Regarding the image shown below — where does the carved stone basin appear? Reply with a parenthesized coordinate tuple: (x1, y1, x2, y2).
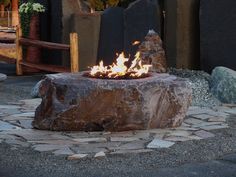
(33, 72, 192, 131)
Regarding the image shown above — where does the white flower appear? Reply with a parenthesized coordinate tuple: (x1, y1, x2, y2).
(32, 3, 45, 12)
(19, 2, 45, 14)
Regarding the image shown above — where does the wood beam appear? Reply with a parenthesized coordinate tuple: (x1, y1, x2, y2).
(12, 0, 19, 27)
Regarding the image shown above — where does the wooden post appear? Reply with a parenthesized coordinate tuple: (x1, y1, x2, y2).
(12, 0, 19, 27)
(16, 26, 23, 75)
(70, 33, 79, 72)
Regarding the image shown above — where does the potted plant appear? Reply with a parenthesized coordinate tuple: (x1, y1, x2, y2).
(19, 0, 45, 73)
(19, 0, 45, 37)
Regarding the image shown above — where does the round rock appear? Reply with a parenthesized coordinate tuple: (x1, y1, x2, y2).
(33, 72, 192, 131)
(0, 73, 7, 82)
(210, 67, 236, 104)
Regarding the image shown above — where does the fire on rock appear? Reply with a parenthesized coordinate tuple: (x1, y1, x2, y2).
(87, 52, 152, 79)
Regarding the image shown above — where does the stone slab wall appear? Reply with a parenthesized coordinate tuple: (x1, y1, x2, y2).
(97, 7, 124, 65)
(97, 0, 201, 69)
(164, 0, 200, 69)
(70, 13, 101, 71)
(176, 0, 200, 69)
(29, 0, 236, 73)
(163, 0, 177, 67)
(97, 0, 162, 64)
(200, 0, 236, 73)
(61, 0, 77, 66)
(33, 0, 202, 70)
(123, 0, 161, 58)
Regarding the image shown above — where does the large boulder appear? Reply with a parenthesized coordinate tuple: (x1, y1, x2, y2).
(210, 67, 236, 104)
(33, 72, 192, 131)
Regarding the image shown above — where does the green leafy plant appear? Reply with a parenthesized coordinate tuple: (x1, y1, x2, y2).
(89, 0, 119, 11)
(0, 0, 11, 6)
(19, 0, 45, 36)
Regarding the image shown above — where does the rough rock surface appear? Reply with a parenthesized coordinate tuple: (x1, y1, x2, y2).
(0, 73, 7, 82)
(210, 67, 236, 104)
(33, 72, 192, 131)
(139, 30, 167, 73)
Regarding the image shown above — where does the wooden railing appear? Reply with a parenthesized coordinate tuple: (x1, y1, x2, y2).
(15, 27, 79, 75)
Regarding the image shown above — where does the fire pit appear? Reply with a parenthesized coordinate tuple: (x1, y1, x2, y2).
(33, 52, 192, 131)
(87, 52, 151, 79)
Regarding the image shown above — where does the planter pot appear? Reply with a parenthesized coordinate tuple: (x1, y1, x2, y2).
(69, 12, 101, 71)
(0, 4, 4, 18)
(25, 14, 41, 73)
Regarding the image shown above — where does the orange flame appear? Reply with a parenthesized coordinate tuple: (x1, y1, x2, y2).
(132, 41, 141, 46)
(89, 52, 151, 79)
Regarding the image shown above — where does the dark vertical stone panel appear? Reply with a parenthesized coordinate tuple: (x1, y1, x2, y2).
(36, 0, 49, 41)
(70, 13, 101, 71)
(124, 0, 161, 58)
(97, 7, 124, 65)
(47, 0, 63, 65)
(176, 0, 200, 69)
(200, 0, 236, 73)
(164, 0, 200, 69)
(164, 0, 177, 67)
(36, 0, 50, 64)
(158, 0, 165, 39)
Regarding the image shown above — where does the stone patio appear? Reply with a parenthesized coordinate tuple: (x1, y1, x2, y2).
(0, 98, 235, 160)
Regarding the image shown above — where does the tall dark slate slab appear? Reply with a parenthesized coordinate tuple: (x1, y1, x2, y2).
(38, 0, 50, 41)
(97, 7, 124, 65)
(47, 0, 63, 65)
(200, 0, 236, 73)
(124, 0, 161, 57)
(36, 0, 50, 64)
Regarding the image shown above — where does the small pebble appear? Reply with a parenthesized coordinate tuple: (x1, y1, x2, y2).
(94, 151, 106, 158)
(68, 154, 88, 160)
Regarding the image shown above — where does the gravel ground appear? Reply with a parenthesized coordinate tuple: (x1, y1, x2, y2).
(168, 68, 221, 107)
(0, 75, 43, 104)
(0, 116, 236, 177)
(0, 69, 236, 177)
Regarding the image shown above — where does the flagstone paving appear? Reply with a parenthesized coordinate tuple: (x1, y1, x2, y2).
(0, 98, 235, 159)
